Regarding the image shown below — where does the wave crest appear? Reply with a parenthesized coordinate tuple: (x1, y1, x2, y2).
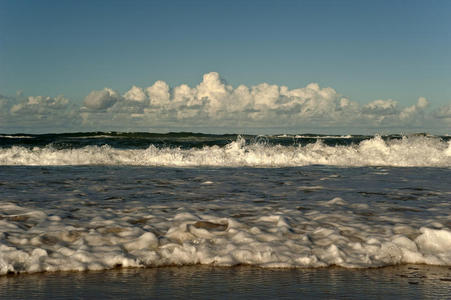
(0, 136, 450, 167)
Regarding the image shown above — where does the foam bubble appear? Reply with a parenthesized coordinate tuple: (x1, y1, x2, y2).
(1, 195, 450, 275)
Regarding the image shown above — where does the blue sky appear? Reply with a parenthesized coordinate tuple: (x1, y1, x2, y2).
(1, 0, 450, 133)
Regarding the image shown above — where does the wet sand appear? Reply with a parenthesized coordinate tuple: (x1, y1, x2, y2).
(1, 264, 450, 299)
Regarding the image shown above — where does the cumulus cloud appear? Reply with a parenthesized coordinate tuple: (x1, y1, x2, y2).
(147, 80, 170, 107)
(77, 73, 450, 133)
(1, 94, 79, 132)
(83, 88, 121, 110)
(399, 97, 429, 120)
(78, 73, 360, 129)
(2, 72, 450, 133)
(363, 99, 398, 115)
(123, 86, 147, 102)
(10, 95, 69, 114)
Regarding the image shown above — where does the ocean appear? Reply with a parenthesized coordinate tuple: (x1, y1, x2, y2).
(1, 132, 450, 298)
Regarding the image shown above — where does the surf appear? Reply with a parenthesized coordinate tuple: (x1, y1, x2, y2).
(0, 135, 450, 167)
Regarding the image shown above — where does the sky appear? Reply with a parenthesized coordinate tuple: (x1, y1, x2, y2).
(0, 0, 450, 134)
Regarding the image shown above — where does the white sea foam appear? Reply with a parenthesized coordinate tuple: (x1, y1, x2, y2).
(0, 136, 450, 167)
(0, 135, 33, 139)
(1, 163, 449, 275)
(0, 196, 450, 275)
(294, 135, 352, 139)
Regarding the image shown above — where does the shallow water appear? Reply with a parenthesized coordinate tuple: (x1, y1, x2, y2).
(1, 131, 450, 296)
(0, 165, 450, 274)
(1, 265, 450, 299)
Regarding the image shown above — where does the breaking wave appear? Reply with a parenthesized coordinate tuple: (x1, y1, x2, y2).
(0, 135, 450, 167)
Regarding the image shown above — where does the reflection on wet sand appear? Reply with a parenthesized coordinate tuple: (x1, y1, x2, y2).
(1, 265, 450, 299)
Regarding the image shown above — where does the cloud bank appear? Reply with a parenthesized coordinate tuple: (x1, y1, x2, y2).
(1, 94, 80, 132)
(1, 72, 450, 133)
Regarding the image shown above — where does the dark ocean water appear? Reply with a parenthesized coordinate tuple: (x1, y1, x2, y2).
(2, 131, 449, 149)
(1, 132, 373, 149)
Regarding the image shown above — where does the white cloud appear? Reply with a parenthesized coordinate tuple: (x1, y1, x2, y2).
(2, 72, 450, 133)
(195, 72, 231, 117)
(399, 97, 429, 120)
(147, 80, 170, 107)
(1, 94, 78, 132)
(10, 95, 69, 114)
(83, 88, 121, 110)
(363, 99, 398, 115)
(73, 73, 451, 132)
(123, 86, 147, 102)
